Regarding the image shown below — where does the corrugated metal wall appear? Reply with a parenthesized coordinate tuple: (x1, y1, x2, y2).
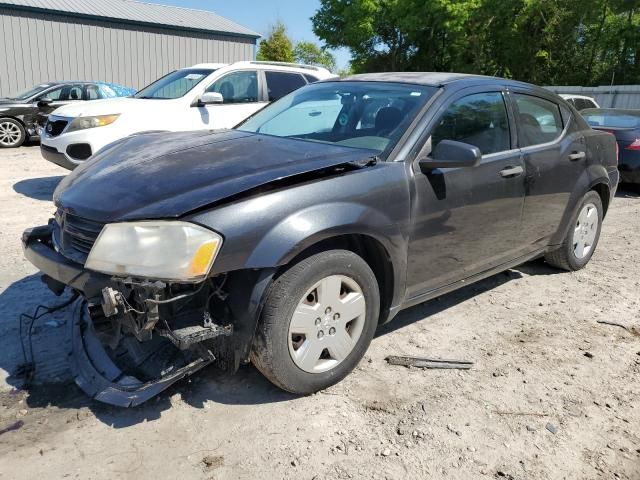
(546, 85, 640, 109)
(0, 7, 256, 97)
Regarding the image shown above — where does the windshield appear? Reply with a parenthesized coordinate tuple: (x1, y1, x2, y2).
(6, 84, 52, 100)
(582, 109, 640, 129)
(238, 81, 437, 156)
(134, 68, 215, 99)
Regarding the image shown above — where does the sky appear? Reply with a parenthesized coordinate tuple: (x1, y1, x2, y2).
(148, 0, 351, 70)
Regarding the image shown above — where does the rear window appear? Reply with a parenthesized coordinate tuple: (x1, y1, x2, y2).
(265, 71, 307, 101)
(582, 110, 640, 128)
(514, 94, 563, 146)
(573, 98, 597, 111)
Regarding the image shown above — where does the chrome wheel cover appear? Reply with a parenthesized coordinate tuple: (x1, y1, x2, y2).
(0, 121, 22, 146)
(288, 275, 366, 373)
(573, 202, 599, 259)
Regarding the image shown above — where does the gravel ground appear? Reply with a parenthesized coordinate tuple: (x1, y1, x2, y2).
(0, 145, 639, 480)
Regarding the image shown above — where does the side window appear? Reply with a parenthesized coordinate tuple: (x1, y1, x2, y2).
(85, 84, 101, 100)
(431, 92, 511, 156)
(68, 85, 83, 101)
(514, 94, 563, 147)
(574, 98, 589, 111)
(206, 71, 258, 104)
(265, 71, 307, 101)
(566, 98, 576, 108)
(40, 86, 65, 101)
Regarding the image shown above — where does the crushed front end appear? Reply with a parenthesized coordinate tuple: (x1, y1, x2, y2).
(22, 212, 269, 407)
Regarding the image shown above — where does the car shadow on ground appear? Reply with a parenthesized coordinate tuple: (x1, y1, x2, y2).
(13, 176, 64, 201)
(1, 259, 562, 428)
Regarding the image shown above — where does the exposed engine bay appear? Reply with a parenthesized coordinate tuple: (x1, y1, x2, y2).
(66, 274, 239, 407)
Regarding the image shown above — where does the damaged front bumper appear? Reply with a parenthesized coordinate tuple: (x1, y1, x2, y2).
(22, 224, 270, 407)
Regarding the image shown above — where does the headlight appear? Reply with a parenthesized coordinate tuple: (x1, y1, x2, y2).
(66, 114, 120, 133)
(85, 221, 223, 282)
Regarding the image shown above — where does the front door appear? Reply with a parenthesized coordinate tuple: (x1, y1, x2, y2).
(195, 70, 267, 129)
(405, 89, 526, 299)
(34, 84, 84, 128)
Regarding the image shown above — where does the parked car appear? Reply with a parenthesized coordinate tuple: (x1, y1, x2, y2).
(40, 61, 336, 170)
(581, 108, 640, 184)
(23, 73, 618, 407)
(0, 82, 135, 148)
(559, 94, 600, 111)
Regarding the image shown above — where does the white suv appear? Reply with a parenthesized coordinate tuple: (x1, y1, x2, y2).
(559, 94, 600, 111)
(40, 61, 336, 170)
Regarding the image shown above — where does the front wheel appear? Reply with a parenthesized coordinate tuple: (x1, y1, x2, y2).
(544, 190, 603, 271)
(0, 118, 26, 148)
(251, 250, 380, 394)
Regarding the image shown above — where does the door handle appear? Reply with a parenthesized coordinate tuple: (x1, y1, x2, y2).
(500, 166, 524, 178)
(568, 151, 586, 161)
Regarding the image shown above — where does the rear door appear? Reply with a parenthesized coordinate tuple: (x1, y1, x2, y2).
(405, 87, 526, 298)
(263, 71, 308, 102)
(510, 91, 586, 248)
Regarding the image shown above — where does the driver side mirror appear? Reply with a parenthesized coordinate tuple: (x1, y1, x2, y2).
(418, 139, 482, 172)
(37, 98, 53, 108)
(198, 92, 224, 106)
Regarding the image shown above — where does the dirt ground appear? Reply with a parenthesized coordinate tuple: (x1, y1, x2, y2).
(0, 145, 639, 480)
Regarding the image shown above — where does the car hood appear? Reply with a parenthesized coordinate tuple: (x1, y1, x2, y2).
(0, 98, 26, 107)
(51, 97, 154, 117)
(54, 129, 377, 222)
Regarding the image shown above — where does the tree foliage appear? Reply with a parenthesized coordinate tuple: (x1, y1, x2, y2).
(294, 41, 337, 71)
(257, 22, 295, 63)
(312, 0, 640, 85)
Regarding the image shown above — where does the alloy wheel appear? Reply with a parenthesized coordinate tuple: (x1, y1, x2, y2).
(0, 121, 22, 147)
(288, 275, 366, 373)
(573, 202, 599, 259)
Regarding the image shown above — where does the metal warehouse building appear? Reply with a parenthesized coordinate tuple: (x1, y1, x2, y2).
(0, 0, 260, 97)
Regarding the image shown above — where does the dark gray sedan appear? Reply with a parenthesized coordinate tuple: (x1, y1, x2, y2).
(22, 73, 618, 406)
(582, 108, 640, 184)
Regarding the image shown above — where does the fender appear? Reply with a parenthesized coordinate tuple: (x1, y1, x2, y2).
(188, 162, 412, 312)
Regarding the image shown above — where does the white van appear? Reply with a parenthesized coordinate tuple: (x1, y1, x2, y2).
(40, 61, 336, 169)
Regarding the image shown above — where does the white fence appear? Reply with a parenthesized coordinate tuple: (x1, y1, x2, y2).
(546, 85, 640, 109)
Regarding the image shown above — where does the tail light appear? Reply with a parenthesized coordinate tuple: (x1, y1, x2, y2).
(626, 139, 640, 151)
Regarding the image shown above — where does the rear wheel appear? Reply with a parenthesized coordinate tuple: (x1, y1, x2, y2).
(0, 118, 26, 148)
(544, 191, 603, 271)
(251, 250, 380, 394)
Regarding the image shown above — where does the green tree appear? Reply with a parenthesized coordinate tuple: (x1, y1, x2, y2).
(294, 41, 337, 71)
(257, 22, 295, 62)
(312, 0, 640, 85)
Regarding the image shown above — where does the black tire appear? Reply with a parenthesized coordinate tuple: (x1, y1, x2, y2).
(544, 190, 603, 271)
(251, 250, 380, 394)
(0, 117, 26, 148)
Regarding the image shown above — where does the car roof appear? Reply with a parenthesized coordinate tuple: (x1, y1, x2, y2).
(337, 72, 535, 88)
(46, 80, 127, 86)
(187, 63, 229, 70)
(559, 94, 597, 100)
